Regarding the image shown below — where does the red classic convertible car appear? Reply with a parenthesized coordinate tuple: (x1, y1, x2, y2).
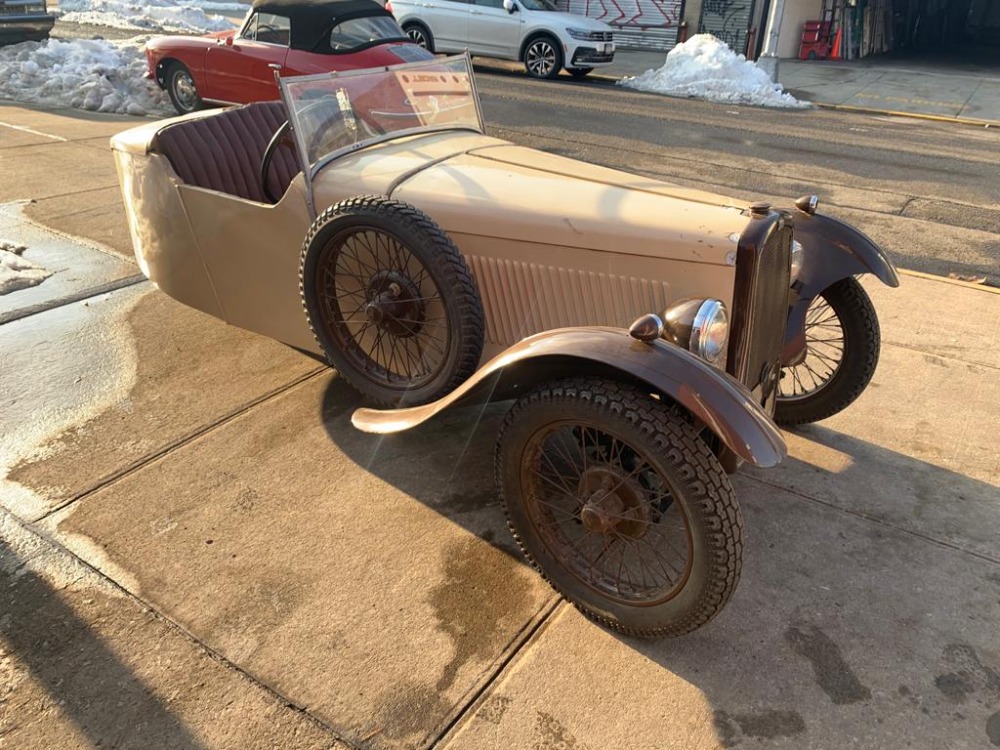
(146, 0, 434, 114)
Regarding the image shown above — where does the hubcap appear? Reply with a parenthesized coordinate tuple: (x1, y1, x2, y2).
(526, 41, 556, 76)
(577, 467, 650, 538)
(174, 72, 198, 110)
(407, 28, 427, 48)
(363, 271, 424, 338)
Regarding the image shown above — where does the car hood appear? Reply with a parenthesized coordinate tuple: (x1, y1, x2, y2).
(311, 133, 749, 266)
(524, 11, 612, 31)
(392, 142, 749, 266)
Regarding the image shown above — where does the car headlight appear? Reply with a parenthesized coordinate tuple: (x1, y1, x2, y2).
(566, 27, 595, 40)
(790, 239, 804, 282)
(691, 300, 729, 366)
(659, 298, 730, 367)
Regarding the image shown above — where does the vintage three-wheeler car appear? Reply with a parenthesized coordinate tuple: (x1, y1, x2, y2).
(110, 55, 898, 637)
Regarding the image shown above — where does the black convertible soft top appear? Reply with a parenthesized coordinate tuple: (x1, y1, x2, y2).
(250, 0, 393, 52)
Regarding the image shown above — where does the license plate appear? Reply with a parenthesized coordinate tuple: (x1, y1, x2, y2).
(600, 43, 614, 54)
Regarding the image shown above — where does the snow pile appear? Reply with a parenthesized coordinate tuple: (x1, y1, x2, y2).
(0, 37, 171, 115)
(58, 0, 241, 34)
(618, 34, 808, 109)
(0, 241, 51, 295)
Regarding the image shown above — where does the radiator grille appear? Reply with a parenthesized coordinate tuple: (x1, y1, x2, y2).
(466, 256, 672, 347)
(727, 220, 791, 407)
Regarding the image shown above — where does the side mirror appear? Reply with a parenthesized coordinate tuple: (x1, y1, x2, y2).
(502, 0, 516, 12)
(225, 35, 234, 47)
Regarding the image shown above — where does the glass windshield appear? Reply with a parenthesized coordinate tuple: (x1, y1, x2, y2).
(329, 16, 407, 51)
(280, 55, 483, 171)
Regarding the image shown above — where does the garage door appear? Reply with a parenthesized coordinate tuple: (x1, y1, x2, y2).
(558, 0, 683, 51)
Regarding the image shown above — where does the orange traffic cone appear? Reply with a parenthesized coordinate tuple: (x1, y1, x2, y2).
(829, 27, 842, 60)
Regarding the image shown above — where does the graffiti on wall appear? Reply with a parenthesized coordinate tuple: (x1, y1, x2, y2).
(698, 0, 752, 52)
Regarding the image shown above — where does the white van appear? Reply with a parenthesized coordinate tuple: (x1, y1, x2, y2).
(385, 0, 615, 79)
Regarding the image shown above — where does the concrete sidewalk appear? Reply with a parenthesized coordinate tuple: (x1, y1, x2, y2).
(1, 104, 999, 749)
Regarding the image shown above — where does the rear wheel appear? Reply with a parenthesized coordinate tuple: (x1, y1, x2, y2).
(300, 196, 484, 407)
(403, 23, 434, 52)
(497, 377, 744, 638)
(776, 277, 880, 425)
(523, 35, 563, 79)
(166, 63, 201, 115)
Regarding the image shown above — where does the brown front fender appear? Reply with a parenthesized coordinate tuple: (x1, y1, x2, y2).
(783, 210, 899, 365)
(352, 327, 787, 468)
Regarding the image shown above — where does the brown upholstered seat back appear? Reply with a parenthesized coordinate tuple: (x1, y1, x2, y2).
(153, 101, 300, 203)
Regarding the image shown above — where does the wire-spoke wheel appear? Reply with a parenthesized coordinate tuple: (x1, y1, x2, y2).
(775, 276, 880, 425)
(166, 64, 201, 115)
(524, 36, 563, 79)
(300, 196, 483, 407)
(497, 378, 743, 638)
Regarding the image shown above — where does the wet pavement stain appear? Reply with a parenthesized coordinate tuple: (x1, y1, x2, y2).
(935, 672, 974, 703)
(364, 678, 452, 747)
(477, 695, 513, 725)
(429, 536, 535, 692)
(534, 711, 589, 750)
(713, 709, 805, 746)
(987, 710, 1000, 746)
(935, 643, 1000, 704)
(785, 624, 872, 705)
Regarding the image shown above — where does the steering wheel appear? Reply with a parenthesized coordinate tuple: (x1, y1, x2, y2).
(260, 120, 293, 204)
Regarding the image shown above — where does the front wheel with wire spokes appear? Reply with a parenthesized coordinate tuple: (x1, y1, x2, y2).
(300, 196, 484, 407)
(496, 378, 744, 638)
(775, 277, 880, 425)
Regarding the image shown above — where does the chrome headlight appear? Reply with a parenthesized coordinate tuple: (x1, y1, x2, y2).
(659, 297, 729, 367)
(691, 300, 729, 366)
(790, 239, 804, 282)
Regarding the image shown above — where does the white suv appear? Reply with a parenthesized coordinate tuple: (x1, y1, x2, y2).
(385, 0, 615, 79)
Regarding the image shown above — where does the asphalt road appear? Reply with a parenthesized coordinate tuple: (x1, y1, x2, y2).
(471, 66, 1000, 285)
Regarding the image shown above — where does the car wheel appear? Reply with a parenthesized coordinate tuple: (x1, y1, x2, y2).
(300, 196, 484, 408)
(497, 377, 744, 638)
(403, 23, 434, 53)
(523, 36, 563, 80)
(567, 67, 593, 78)
(775, 277, 880, 425)
(166, 64, 202, 115)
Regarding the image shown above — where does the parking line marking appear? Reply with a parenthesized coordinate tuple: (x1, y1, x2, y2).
(0, 121, 68, 142)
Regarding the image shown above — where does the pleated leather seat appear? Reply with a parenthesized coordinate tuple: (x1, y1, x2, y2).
(154, 101, 300, 204)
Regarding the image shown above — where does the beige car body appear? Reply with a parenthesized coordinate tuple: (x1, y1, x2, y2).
(112, 121, 751, 365)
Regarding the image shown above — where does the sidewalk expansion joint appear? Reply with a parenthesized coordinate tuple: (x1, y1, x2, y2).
(0, 274, 147, 326)
(1, 506, 358, 749)
(36, 366, 328, 523)
(745, 474, 1000, 567)
(427, 596, 564, 749)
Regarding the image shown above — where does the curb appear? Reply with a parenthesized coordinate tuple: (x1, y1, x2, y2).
(590, 77, 997, 128)
(898, 268, 999, 293)
(812, 102, 997, 128)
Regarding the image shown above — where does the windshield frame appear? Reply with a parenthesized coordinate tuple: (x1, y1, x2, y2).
(279, 53, 485, 217)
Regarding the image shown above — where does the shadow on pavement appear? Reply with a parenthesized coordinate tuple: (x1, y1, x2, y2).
(320, 375, 1000, 747)
(0, 539, 205, 749)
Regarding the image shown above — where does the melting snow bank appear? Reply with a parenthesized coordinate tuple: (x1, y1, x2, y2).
(618, 35, 809, 109)
(0, 37, 171, 116)
(0, 241, 51, 296)
(59, 0, 239, 34)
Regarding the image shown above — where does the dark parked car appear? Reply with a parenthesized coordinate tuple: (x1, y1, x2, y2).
(0, 0, 55, 45)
